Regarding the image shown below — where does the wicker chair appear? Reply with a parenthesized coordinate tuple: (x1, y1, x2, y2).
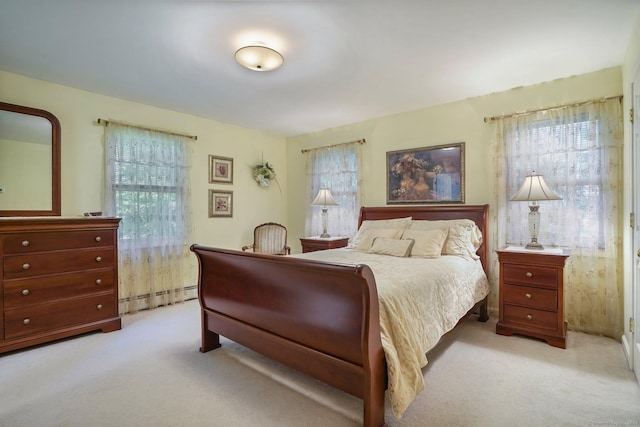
(242, 222, 291, 255)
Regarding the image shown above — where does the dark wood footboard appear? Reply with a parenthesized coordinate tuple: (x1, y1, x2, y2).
(190, 245, 387, 427)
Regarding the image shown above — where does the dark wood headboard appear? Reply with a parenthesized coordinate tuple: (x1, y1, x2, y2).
(358, 204, 490, 273)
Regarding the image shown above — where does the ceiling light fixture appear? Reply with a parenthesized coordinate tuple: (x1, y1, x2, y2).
(235, 45, 283, 71)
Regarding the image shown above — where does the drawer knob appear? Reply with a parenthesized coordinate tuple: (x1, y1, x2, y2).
(21, 240, 30, 247)
(525, 293, 532, 299)
(97, 304, 103, 310)
(95, 236, 102, 242)
(95, 256, 102, 262)
(22, 318, 31, 325)
(526, 272, 533, 278)
(21, 289, 30, 296)
(95, 279, 102, 285)
(526, 314, 533, 321)
(22, 263, 30, 270)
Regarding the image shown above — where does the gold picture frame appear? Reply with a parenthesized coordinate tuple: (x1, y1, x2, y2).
(209, 155, 233, 184)
(208, 190, 233, 217)
(386, 142, 465, 204)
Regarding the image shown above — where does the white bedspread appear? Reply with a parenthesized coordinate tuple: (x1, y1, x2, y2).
(292, 248, 490, 418)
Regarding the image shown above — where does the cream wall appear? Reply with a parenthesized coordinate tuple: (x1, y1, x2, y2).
(286, 67, 622, 311)
(0, 71, 288, 250)
(621, 11, 640, 366)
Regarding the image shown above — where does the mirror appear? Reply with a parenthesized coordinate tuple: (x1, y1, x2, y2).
(0, 102, 61, 216)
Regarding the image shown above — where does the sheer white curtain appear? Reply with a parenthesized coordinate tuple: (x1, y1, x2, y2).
(491, 98, 623, 337)
(305, 143, 362, 238)
(104, 124, 196, 314)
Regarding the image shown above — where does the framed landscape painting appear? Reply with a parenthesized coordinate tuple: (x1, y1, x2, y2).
(209, 155, 233, 184)
(386, 142, 465, 204)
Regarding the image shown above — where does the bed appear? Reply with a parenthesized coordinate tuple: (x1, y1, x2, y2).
(190, 204, 490, 427)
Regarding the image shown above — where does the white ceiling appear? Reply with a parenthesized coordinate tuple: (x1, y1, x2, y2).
(1, 1, 638, 137)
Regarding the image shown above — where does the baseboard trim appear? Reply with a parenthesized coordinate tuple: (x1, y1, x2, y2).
(118, 285, 198, 314)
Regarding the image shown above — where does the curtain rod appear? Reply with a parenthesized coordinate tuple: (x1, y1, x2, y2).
(483, 95, 622, 123)
(96, 118, 198, 140)
(300, 138, 366, 154)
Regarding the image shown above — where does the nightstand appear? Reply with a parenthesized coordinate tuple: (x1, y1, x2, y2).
(496, 246, 570, 348)
(300, 236, 350, 253)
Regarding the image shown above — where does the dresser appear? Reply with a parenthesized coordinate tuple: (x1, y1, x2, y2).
(496, 247, 570, 348)
(0, 217, 121, 353)
(300, 236, 350, 253)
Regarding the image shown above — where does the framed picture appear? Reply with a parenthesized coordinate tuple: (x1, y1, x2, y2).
(209, 190, 233, 217)
(386, 142, 465, 204)
(209, 155, 233, 184)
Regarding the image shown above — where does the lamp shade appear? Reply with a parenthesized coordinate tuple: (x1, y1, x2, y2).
(311, 188, 338, 206)
(235, 45, 283, 71)
(511, 174, 562, 202)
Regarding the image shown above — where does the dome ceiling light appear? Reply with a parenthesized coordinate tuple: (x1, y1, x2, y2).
(235, 45, 284, 71)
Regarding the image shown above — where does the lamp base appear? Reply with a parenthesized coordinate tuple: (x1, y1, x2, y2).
(525, 240, 544, 250)
(319, 232, 331, 238)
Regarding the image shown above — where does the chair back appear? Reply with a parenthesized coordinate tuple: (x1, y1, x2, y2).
(249, 222, 290, 255)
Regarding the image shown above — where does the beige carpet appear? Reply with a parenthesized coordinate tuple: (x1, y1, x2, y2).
(0, 299, 639, 427)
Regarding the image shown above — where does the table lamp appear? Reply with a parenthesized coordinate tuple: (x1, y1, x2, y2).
(311, 187, 339, 238)
(510, 173, 562, 250)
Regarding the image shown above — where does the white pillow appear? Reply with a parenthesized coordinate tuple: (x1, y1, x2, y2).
(352, 228, 404, 251)
(401, 228, 447, 258)
(408, 219, 481, 259)
(348, 216, 412, 249)
(368, 237, 415, 257)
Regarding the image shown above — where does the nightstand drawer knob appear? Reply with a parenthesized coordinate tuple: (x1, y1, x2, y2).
(95, 256, 102, 262)
(526, 314, 533, 321)
(21, 289, 30, 296)
(525, 293, 532, 299)
(95, 236, 102, 242)
(526, 272, 533, 278)
(22, 318, 31, 325)
(22, 240, 29, 247)
(95, 279, 102, 285)
(97, 304, 103, 310)
(22, 263, 30, 270)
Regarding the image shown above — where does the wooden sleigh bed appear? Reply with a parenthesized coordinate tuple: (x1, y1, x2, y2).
(190, 204, 490, 427)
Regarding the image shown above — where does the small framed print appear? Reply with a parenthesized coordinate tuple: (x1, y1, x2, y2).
(209, 155, 233, 184)
(209, 190, 233, 218)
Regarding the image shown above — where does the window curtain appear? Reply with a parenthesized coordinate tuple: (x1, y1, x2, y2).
(305, 143, 362, 238)
(491, 98, 624, 338)
(104, 124, 196, 315)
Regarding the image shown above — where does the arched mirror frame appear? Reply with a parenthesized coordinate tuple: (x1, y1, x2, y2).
(0, 102, 61, 216)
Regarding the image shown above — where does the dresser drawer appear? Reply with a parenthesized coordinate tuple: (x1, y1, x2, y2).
(502, 304, 558, 331)
(4, 269, 114, 308)
(4, 294, 117, 340)
(2, 230, 114, 254)
(3, 248, 114, 279)
(502, 263, 558, 289)
(502, 283, 557, 311)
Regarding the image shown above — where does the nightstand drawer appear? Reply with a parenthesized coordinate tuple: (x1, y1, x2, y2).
(502, 264, 558, 288)
(502, 284, 557, 310)
(502, 304, 558, 331)
(300, 237, 350, 253)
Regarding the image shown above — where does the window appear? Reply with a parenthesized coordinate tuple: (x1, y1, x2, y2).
(104, 125, 192, 249)
(305, 143, 362, 238)
(505, 114, 605, 247)
(104, 123, 195, 314)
